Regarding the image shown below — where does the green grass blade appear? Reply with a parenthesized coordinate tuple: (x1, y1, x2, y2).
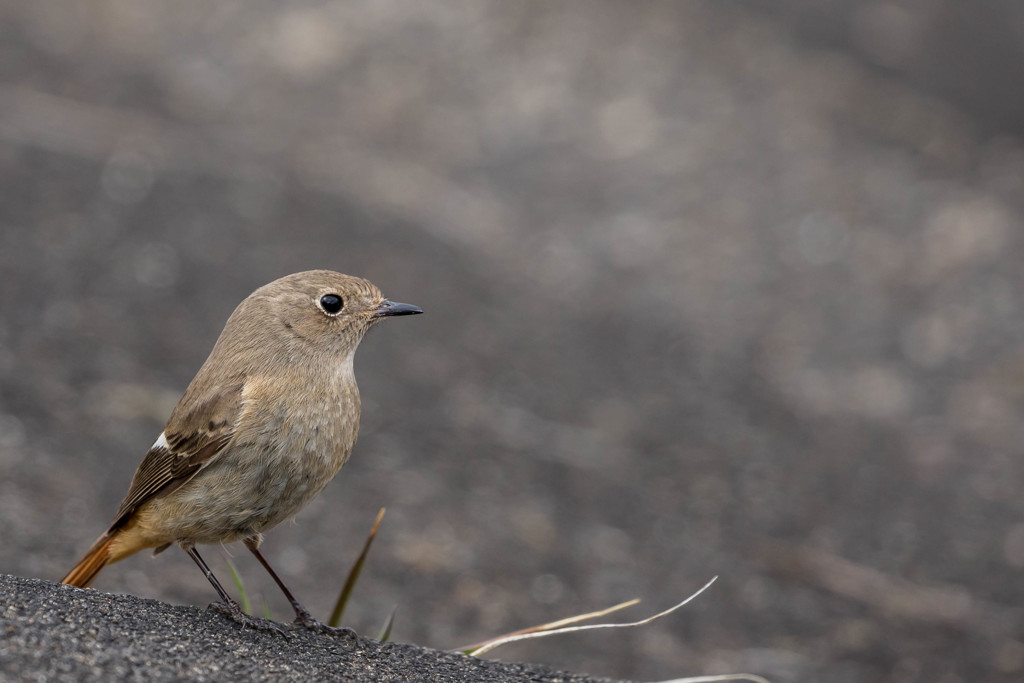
(328, 508, 386, 628)
(377, 605, 398, 642)
(261, 600, 273, 621)
(224, 556, 251, 615)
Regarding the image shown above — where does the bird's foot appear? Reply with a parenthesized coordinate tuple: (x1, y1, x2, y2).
(291, 608, 357, 639)
(209, 600, 287, 636)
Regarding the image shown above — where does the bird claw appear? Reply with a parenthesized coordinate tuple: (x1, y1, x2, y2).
(209, 600, 288, 637)
(292, 609, 357, 639)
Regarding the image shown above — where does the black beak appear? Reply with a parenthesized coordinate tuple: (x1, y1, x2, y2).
(373, 300, 423, 318)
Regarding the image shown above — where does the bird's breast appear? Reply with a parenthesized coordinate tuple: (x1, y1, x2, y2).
(257, 378, 362, 493)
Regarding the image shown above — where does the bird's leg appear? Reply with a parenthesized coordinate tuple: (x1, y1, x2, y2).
(243, 537, 314, 624)
(181, 542, 285, 636)
(243, 536, 355, 638)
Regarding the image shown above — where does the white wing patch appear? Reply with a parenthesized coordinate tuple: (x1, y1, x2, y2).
(152, 432, 169, 450)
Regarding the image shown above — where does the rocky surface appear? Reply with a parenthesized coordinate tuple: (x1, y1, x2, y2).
(0, 574, 618, 683)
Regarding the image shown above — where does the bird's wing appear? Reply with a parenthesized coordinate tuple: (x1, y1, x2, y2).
(110, 380, 246, 529)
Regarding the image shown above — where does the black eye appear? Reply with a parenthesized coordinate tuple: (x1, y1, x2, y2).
(319, 294, 344, 314)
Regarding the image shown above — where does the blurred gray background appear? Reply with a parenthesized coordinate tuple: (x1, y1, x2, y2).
(2, 2, 1023, 681)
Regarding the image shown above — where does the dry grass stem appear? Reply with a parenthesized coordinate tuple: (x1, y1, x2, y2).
(466, 576, 717, 657)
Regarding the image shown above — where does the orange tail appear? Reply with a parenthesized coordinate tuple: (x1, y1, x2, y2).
(61, 532, 118, 588)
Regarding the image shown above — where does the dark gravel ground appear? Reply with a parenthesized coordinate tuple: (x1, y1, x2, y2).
(0, 574, 616, 682)
(1, 2, 1023, 682)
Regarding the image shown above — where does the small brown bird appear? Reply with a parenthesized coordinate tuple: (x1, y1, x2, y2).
(61, 270, 421, 632)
